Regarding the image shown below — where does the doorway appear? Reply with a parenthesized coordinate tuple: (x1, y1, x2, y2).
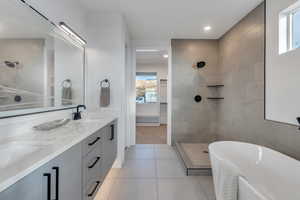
(135, 50, 169, 144)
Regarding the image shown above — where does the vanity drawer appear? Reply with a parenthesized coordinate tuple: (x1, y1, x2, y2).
(84, 179, 102, 200)
(83, 130, 103, 156)
(83, 145, 102, 186)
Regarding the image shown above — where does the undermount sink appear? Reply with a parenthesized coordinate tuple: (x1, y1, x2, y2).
(0, 141, 49, 169)
(209, 141, 300, 200)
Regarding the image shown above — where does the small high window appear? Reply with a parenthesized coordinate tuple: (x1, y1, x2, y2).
(279, 2, 300, 54)
(292, 9, 300, 49)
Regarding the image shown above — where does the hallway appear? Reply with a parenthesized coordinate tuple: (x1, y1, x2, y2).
(95, 144, 215, 200)
(136, 126, 167, 144)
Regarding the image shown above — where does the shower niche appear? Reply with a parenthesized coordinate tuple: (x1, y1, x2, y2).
(0, 0, 85, 118)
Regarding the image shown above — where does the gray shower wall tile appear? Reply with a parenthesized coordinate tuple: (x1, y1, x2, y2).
(171, 39, 219, 144)
(217, 3, 300, 160)
(171, 3, 300, 160)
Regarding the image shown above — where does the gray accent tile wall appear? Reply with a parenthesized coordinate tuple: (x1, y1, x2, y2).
(171, 4, 300, 159)
(218, 3, 300, 159)
(171, 39, 219, 144)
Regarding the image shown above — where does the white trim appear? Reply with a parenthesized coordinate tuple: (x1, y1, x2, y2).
(167, 40, 172, 146)
(132, 40, 171, 146)
(130, 44, 137, 147)
(136, 123, 160, 126)
(279, 2, 300, 54)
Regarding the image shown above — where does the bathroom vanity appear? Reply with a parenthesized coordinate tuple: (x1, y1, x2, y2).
(0, 116, 118, 200)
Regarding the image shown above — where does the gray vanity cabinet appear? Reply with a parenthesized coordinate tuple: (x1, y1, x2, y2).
(0, 120, 118, 200)
(102, 121, 118, 179)
(51, 143, 82, 200)
(82, 128, 104, 200)
(0, 143, 82, 200)
(0, 161, 47, 200)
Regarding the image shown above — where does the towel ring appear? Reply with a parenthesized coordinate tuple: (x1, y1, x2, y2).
(61, 79, 72, 88)
(99, 79, 110, 88)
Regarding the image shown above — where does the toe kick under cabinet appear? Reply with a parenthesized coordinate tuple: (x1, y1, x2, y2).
(0, 120, 118, 200)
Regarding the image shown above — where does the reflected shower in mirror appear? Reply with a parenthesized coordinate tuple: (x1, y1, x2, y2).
(0, 0, 85, 117)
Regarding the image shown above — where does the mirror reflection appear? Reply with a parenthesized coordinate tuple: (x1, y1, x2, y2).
(0, 0, 85, 116)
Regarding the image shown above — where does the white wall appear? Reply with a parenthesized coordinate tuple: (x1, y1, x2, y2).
(25, 0, 87, 38)
(136, 103, 160, 117)
(124, 43, 136, 147)
(266, 0, 300, 125)
(85, 13, 132, 167)
(136, 63, 168, 79)
(54, 38, 84, 106)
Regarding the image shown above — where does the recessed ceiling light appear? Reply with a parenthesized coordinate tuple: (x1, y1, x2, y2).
(204, 26, 212, 31)
(136, 49, 160, 52)
(163, 54, 169, 58)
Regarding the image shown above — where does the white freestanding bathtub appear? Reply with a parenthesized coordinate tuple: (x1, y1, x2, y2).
(209, 141, 300, 200)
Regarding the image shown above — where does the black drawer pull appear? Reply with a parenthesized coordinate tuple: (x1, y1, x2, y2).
(110, 124, 114, 141)
(88, 181, 100, 197)
(88, 157, 101, 169)
(52, 167, 60, 200)
(43, 173, 51, 200)
(88, 137, 100, 146)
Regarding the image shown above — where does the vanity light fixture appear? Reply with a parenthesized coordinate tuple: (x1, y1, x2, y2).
(136, 49, 160, 52)
(204, 26, 212, 31)
(59, 22, 87, 46)
(163, 54, 169, 58)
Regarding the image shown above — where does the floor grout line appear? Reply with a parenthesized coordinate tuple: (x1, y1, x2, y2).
(154, 154, 160, 200)
(102, 144, 215, 200)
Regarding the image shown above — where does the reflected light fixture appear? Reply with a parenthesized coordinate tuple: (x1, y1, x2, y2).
(163, 54, 169, 58)
(204, 26, 212, 31)
(136, 49, 160, 52)
(59, 22, 87, 46)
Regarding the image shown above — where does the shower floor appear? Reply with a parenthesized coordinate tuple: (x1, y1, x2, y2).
(175, 142, 212, 176)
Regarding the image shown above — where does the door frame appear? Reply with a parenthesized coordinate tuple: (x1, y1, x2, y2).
(131, 40, 172, 146)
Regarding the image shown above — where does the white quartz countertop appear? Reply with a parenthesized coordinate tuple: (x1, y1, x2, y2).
(0, 112, 117, 193)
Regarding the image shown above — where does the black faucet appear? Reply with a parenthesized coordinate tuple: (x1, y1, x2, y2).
(73, 105, 86, 120)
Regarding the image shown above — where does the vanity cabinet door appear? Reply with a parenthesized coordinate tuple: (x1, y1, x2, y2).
(102, 121, 118, 179)
(0, 144, 82, 200)
(0, 162, 49, 200)
(51, 143, 82, 200)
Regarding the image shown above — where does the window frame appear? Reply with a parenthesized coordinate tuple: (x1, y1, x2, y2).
(136, 72, 158, 104)
(279, 5, 300, 54)
(291, 8, 300, 49)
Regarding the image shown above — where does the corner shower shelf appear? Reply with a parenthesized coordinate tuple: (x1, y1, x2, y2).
(207, 97, 224, 100)
(207, 84, 224, 88)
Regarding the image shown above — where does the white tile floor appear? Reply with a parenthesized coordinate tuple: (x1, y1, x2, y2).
(95, 144, 216, 200)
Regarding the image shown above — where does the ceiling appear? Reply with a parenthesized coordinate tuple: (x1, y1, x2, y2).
(0, 0, 53, 39)
(136, 50, 168, 65)
(79, 0, 263, 41)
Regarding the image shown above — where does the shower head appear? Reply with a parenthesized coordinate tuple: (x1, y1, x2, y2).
(192, 61, 206, 69)
(4, 61, 19, 68)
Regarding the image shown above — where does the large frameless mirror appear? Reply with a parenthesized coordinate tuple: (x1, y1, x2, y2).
(0, 0, 86, 118)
